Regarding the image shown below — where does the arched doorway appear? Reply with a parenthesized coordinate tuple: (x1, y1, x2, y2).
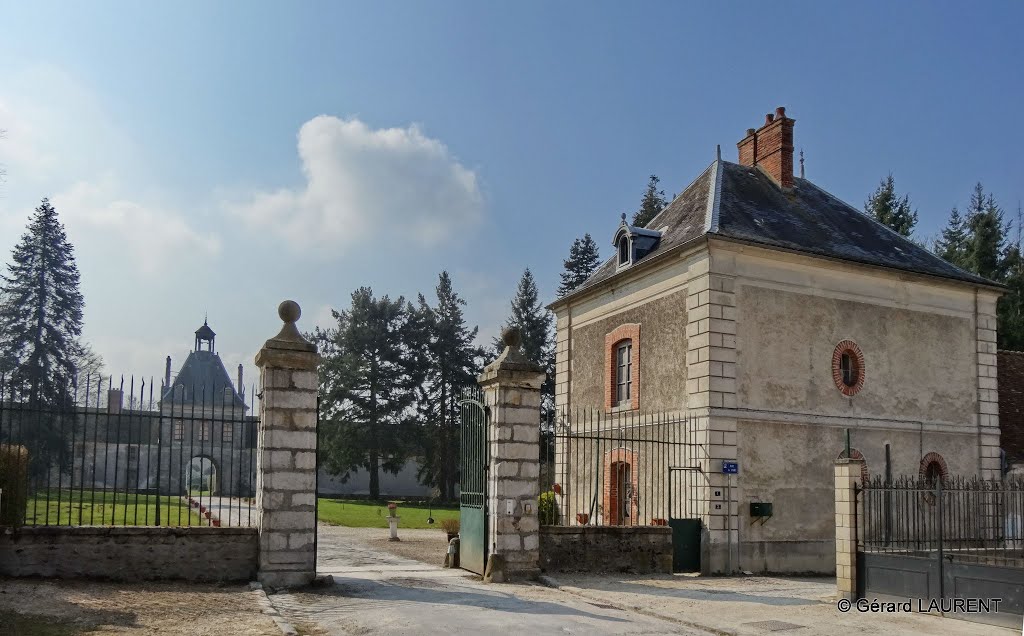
(187, 456, 218, 495)
(603, 448, 638, 525)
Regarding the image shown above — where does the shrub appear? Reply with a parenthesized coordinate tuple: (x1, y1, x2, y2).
(0, 444, 29, 527)
(439, 518, 460, 535)
(539, 490, 560, 525)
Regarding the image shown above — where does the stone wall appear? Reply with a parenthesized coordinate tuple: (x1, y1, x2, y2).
(0, 526, 257, 581)
(539, 526, 672, 574)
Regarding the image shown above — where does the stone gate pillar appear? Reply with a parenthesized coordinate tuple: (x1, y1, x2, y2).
(478, 327, 546, 582)
(255, 300, 319, 588)
(834, 458, 864, 601)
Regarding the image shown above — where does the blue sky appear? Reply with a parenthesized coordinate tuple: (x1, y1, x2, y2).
(0, 1, 1022, 387)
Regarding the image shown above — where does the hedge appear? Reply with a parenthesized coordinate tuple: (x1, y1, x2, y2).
(0, 444, 29, 527)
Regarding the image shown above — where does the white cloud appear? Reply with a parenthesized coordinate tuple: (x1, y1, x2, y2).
(53, 177, 221, 275)
(227, 116, 484, 253)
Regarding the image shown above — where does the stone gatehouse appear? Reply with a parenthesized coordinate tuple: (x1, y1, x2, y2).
(549, 106, 1002, 574)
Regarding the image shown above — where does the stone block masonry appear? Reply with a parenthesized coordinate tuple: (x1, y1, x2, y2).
(479, 327, 546, 582)
(255, 300, 319, 589)
(0, 526, 257, 581)
(833, 458, 864, 601)
(539, 526, 673, 574)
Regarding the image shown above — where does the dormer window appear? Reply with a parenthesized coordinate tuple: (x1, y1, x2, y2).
(618, 236, 631, 267)
(612, 214, 661, 272)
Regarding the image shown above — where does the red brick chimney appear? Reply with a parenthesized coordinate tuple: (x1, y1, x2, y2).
(736, 106, 796, 189)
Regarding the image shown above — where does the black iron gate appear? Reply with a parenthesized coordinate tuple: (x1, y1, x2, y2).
(857, 475, 1024, 629)
(459, 386, 488, 575)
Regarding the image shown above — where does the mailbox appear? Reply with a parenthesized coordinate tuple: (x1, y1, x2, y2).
(750, 502, 773, 518)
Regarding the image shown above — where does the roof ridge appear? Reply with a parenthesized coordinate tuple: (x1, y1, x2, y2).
(703, 160, 723, 234)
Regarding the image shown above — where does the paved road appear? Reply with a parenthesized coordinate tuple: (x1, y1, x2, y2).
(269, 525, 709, 635)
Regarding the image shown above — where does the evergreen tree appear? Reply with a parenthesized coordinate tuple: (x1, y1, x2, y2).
(313, 288, 424, 500)
(965, 183, 1009, 281)
(493, 269, 555, 421)
(0, 199, 85, 474)
(557, 233, 601, 297)
(415, 272, 482, 502)
(864, 174, 918, 237)
(1000, 243, 1024, 351)
(631, 175, 667, 228)
(935, 207, 970, 269)
(0, 199, 85, 400)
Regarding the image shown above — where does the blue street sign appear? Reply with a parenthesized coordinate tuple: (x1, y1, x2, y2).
(722, 461, 739, 474)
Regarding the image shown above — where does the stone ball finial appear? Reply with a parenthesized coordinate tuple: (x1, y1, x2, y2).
(501, 326, 522, 349)
(278, 300, 301, 324)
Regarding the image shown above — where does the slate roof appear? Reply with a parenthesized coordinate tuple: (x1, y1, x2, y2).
(553, 160, 997, 305)
(161, 350, 246, 409)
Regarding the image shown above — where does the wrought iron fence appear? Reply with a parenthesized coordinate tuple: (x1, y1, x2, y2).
(0, 373, 258, 528)
(541, 408, 707, 527)
(860, 474, 1024, 567)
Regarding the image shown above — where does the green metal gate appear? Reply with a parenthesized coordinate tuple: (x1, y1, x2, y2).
(459, 386, 489, 575)
(668, 466, 703, 572)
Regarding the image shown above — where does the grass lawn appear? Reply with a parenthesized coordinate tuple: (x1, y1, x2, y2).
(317, 498, 459, 530)
(24, 489, 205, 526)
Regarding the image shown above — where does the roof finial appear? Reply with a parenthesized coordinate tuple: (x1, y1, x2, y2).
(621, 212, 627, 222)
(799, 148, 805, 179)
(716, 144, 721, 161)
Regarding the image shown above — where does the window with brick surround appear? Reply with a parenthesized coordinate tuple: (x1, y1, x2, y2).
(605, 324, 640, 410)
(919, 451, 949, 504)
(173, 420, 183, 441)
(831, 340, 865, 397)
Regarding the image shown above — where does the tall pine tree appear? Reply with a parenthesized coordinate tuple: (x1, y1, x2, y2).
(0, 198, 85, 475)
(935, 207, 970, 269)
(0, 198, 85, 402)
(864, 174, 918, 237)
(966, 183, 1009, 282)
(933, 183, 1024, 349)
(415, 272, 482, 501)
(631, 175, 667, 228)
(557, 233, 601, 297)
(494, 269, 555, 420)
(313, 288, 424, 500)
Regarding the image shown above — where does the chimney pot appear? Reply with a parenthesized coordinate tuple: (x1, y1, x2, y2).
(765, 113, 775, 125)
(746, 128, 756, 136)
(775, 106, 786, 118)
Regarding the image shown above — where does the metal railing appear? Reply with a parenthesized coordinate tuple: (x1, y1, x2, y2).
(541, 408, 707, 527)
(860, 474, 1024, 567)
(0, 373, 257, 528)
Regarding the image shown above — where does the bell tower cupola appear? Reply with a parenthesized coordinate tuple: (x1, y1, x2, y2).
(194, 316, 216, 353)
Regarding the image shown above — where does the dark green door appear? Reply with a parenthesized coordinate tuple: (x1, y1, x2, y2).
(459, 387, 488, 575)
(670, 519, 702, 572)
(668, 467, 702, 572)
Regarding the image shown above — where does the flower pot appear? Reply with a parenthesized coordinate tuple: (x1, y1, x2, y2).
(446, 532, 458, 543)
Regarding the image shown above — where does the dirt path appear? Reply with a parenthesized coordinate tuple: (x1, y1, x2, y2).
(0, 578, 282, 635)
